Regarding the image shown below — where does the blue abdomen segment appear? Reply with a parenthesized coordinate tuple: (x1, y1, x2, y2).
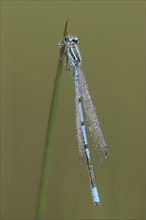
(82, 125, 88, 146)
(91, 186, 100, 207)
(85, 148, 91, 161)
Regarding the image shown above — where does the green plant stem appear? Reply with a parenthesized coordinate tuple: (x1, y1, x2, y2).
(35, 58, 63, 219)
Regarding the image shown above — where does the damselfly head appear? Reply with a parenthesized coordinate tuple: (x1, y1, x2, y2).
(64, 36, 79, 46)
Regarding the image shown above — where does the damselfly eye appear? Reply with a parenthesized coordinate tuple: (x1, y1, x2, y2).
(73, 39, 77, 43)
(72, 38, 79, 43)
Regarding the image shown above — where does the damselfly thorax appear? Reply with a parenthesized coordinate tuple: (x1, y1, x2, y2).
(58, 35, 82, 75)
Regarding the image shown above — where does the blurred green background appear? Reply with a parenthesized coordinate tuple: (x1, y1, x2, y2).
(1, 1, 145, 219)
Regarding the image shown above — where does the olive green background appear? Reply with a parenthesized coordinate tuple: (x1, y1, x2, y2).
(1, 1, 145, 219)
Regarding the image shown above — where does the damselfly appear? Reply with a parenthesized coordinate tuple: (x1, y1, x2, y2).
(58, 35, 108, 207)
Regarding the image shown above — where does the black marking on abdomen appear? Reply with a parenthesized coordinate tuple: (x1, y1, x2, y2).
(81, 121, 84, 126)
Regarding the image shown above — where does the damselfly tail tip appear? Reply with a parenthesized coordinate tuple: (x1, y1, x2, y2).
(94, 202, 100, 207)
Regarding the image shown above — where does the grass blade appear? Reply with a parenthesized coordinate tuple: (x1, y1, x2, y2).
(35, 18, 69, 220)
